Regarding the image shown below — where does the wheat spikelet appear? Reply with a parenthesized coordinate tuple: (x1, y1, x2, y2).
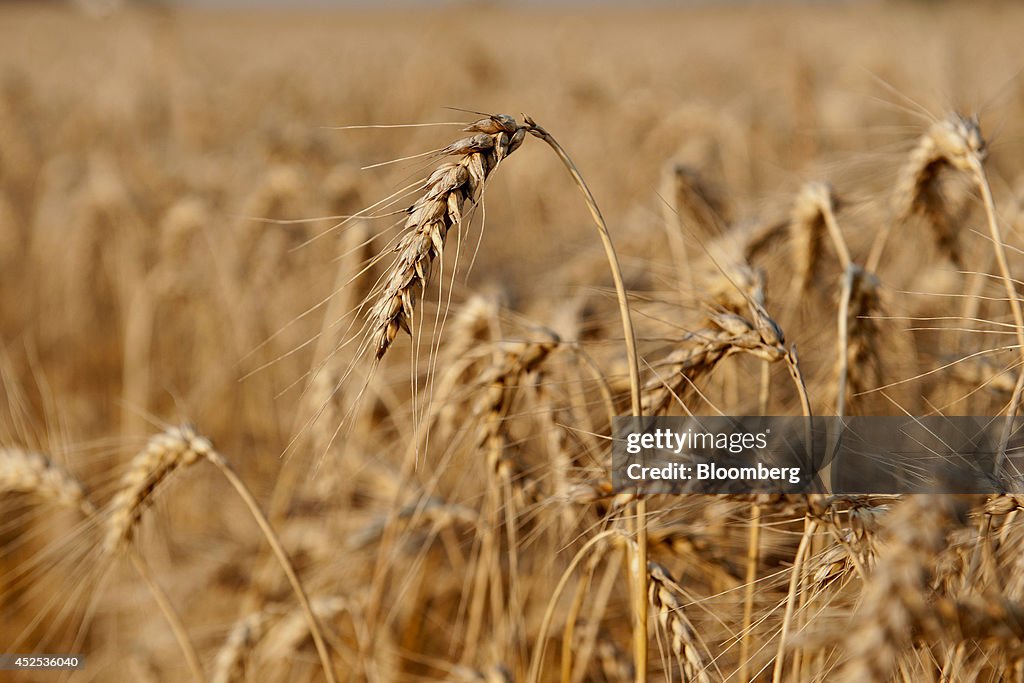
(104, 425, 212, 552)
(809, 540, 854, 588)
(0, 448, 92, 513)
(984, 494, 1024, 516)
(369, 115, 526, 360)
(704, 261, 766, 314)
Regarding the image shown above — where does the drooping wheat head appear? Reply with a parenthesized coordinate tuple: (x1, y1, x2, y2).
(104, 425, 212, 552)
(892, 113, 985, 267)
(369, 115, 526, 360)
(0, 448, 92, 514)
(643, 303, 785, 415)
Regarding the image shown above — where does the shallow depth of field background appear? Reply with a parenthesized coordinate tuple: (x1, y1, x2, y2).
(3, 1, 1024, 681)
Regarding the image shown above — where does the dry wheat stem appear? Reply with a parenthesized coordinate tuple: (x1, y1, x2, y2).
(128, 551, 208, 683)
(970, 155, 1024, 474)
(522, 115, 648, 682)
(771, 516, 816, 683)
(204, 450, 337, 683)
(527, 530, 620, 683)
(560, 553, 601, 683)
(739, 502, 761, 683)
(835, 265, 859, 418)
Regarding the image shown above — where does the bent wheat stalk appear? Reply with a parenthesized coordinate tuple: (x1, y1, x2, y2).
(105, 426, 337, 683)
(369, 113, 647, 680)
(1, 446, 205, 683)
(521, 116, 647, 682)
(967, 150, 1024, 474)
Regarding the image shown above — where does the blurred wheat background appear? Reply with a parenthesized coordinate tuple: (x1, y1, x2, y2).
(3, 1, 1024, 681)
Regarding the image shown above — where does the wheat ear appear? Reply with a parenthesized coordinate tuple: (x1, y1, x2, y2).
(369, 115, 526, 360)
(838, 496, 967, 682)
(105, 425, 210, 551)
(647, 560, 711, 682)
(0, 448, 92, 514)
(868, 113, 984, 271)
(643, 307, 786, 415)
(369, 113, 647, 681)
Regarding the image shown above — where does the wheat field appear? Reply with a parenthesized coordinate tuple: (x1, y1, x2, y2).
(4, 1, 1024, 681)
